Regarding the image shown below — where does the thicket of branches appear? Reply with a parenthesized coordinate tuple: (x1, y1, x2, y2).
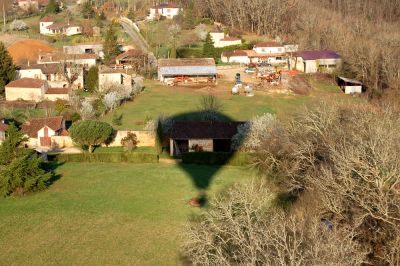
(183, 102, 400, 265)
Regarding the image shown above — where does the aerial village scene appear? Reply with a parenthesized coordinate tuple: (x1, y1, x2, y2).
(0, 0, 399, 265)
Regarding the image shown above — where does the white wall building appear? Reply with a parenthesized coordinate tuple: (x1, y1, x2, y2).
(98, 68, 134, 91)
(292, 50, 342, 73)
(39, 16, 82, 36)
(221, 50, 250, 64)
(210, 29, 242, 48)
(148, 3, 180, 20)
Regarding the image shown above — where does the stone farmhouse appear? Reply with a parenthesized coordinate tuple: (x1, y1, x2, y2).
(98, 67, 134, 91)
(22, 116, 69, 147)
(17, 63, 84, 90)
(5, 78, 69, 102)
(210, 28, 242, 48)
(39, 16, 82, 36)
(148, 3, 181, 20)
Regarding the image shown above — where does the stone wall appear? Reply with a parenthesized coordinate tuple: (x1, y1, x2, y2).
(106, 130, 155, 147)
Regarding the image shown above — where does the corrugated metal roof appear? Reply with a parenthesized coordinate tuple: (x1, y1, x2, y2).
(159, 66, 217, 76)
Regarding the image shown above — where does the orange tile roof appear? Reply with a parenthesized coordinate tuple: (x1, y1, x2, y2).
(6, 78, 46, 88)
(22, 116, 64, 138)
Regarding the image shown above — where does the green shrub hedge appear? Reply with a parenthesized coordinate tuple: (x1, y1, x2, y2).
(181, 152, 252, 166)
(49, 153, 159, 164)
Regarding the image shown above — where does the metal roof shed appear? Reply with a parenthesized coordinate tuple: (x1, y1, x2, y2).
(158, 58, 217, 81)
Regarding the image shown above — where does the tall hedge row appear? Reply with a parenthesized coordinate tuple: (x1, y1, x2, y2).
(49, 153, 159, 164)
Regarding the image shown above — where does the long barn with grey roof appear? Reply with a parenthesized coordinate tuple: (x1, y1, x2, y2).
(157, 58, 217, 83)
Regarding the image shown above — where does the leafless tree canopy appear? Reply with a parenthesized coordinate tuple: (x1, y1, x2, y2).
(183, 102, 400, 265)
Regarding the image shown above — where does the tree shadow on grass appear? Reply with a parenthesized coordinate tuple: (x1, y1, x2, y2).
(42, 160, 65, 187)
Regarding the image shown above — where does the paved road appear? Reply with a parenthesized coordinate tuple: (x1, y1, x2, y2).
(119, 17, 157, 67)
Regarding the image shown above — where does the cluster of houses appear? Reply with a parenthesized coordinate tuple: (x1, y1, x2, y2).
(221, 41, 342, 74)
(4, 42, 142, 102)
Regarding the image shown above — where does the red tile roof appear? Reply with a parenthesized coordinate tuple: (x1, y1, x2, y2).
(40, 16, 53, 23)
(222, 50, 248, 57)
(115, 49, 143, 61)
(5, 78, 46, 88)
(255, 41, 283, 48)
(22, 116, 64, 138)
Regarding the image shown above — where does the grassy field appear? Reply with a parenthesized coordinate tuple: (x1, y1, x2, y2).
(101, 76, 358, 130)
(0, 162, 252, 265)
(102, 80, 318, 130)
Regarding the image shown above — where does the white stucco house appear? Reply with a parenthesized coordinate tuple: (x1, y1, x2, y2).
(39, 16, 82, 36)
(210, 28, 242, 48)
(148, 3, 181, 20)
(292, 50, 342, 73)
(221, 50, 250, 64)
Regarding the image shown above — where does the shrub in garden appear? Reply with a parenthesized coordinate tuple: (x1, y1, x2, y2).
(121, 132, 138, 152)
(69, 120, 114, 153)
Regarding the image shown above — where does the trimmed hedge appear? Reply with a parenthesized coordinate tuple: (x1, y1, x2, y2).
(49, 153, 159, 164)
(181, 152, 252, 166)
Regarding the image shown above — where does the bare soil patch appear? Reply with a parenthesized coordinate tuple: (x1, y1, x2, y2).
(7, 39, 57, 65)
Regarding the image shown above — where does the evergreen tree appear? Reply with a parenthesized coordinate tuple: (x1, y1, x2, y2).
(0, 124, 27, 166)
(85, 66, 99, 92)
(45, 0, 60, 14)
(103, 23, 120, 64)
(202, 33, 216, 58)
(0, 42, 16, 96)
(82, 1, 95, 19)
(0, 124, 51, 197)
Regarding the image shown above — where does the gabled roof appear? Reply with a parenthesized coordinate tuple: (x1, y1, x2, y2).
(40, 16, 53, 23)
(115, 49, 143, 61)
(171, 121, 244, 139)
(19, 63, 60, 75)
(5, 78, 46, 88)
(22, 116, 64, 138)
(255, 41, 283, 48)
(296, 50, 340, 60)
(47, 22, 81, 30)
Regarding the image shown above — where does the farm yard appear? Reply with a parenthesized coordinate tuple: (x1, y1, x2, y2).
(0, 162, 252, 265)
(102, 75, 349, 130)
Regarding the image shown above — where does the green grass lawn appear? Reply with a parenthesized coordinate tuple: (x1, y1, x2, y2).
(0, 162, 252, 265)
(102, 80, 312, 130)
